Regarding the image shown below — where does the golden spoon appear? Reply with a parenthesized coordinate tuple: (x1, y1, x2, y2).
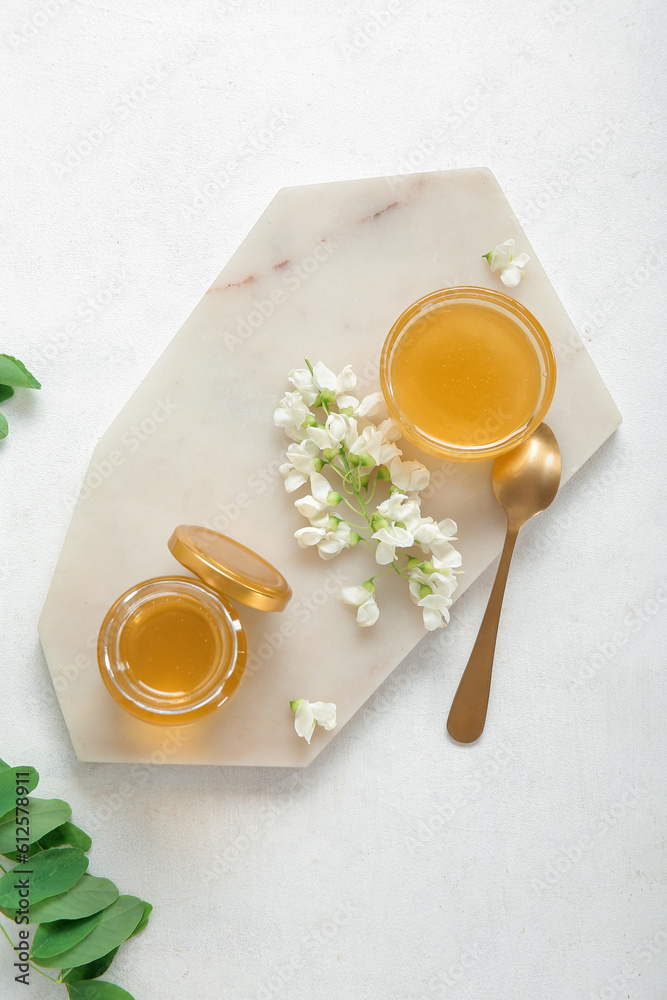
(447, 423, 562, 744)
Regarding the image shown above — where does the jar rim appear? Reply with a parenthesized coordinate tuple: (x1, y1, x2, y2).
(380, 285, 557, 462)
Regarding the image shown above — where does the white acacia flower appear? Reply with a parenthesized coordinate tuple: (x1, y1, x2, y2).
(423, 518, 461, 564)
(372, 522, 414, 564)
(295, 514, 351, 560)
(290, 699, 337, 744)
(398, 503, 441, 546)
(417, 592, 453, 631)
(483, 239, 530, 287)
(389, 456, 430, 493)
(294, 473, 340, 521)
(289, 362, 356, 406)
(280, 439, 322, 493)
(374, 496, 438, 551)
(408, 554, 459, 601)
(348, 419, 401, 467)
(307, 411, 352, 452)
(273, 391, 312, 442)
(340, 583, 380, 627)
(376, 491, 409, 520)
(336, 391, 384, 418)
(409, 575, 457, 610)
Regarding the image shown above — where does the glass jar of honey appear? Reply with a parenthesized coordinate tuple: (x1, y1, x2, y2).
(380, 286, 556, 461)
(97, 526, 291, 725)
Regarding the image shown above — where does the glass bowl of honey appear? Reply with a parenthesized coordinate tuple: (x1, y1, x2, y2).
(380, 286, 556, 462)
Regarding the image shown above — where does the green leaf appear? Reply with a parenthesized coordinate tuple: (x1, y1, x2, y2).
(0, 798, 72, 853)
(0, 355, 41, 389)
(0, 847, 88, 911)
(66, 982, 135, 1000)
(0, 766, 39, 821)
(0, 385, 13, 403)
(61, 946, 119, 984)
(33, 895, 145, 968)
(38, 821, 92, 853)
(0, 413, 7, 439)
(22, 874, 118, 923)
(31, 908, 105, 960)
(127, 900, 151, 939)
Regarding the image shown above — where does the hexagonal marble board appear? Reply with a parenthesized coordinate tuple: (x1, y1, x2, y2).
(39, 168, 621, 766)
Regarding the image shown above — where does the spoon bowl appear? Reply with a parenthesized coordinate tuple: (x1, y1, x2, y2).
(447, 422, 562, 744)
(492, 423, 562, 527)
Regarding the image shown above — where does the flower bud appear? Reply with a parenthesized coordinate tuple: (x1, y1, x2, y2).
(320, 388, 336, 405)
(339, 406, 354, 417)
(395, 521, 407, 529)
(371, 514, 389, 531)
(362, 580, 376, 594)
(377, 465, 391, 481)
(349, 531, 361, 547)
(349, 453, 362, 467)
(420, 561, 435, 574)
(290, 699, 305, 713)
(322, 447, 339, 462)
(359, 475, 370, 489)
(312, 457, 324, 472)
(360, 452, 375, 467)
(406, 556, 421, 570)
(303, 414, 318, 427)
(327, 491, 342, 507)
(419, 584, 432, 599)
(328, 515, 341, 530)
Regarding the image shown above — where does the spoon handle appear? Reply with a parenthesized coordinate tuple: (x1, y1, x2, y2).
(447, 521, 519, 743)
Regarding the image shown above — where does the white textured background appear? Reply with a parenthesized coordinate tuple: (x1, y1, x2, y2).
(1, 1, 666, 998)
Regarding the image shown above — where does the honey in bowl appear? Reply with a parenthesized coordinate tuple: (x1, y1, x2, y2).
(117, 593, 224, 699)
(381, 286, 556, 461)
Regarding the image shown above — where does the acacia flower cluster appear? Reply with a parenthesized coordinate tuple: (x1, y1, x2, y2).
(274, 361, 462, 630)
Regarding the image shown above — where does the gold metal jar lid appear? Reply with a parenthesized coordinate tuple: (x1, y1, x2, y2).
(168, 525, 292, 613)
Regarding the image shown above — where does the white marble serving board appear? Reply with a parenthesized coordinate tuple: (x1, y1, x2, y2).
(38, 168, 621, 766)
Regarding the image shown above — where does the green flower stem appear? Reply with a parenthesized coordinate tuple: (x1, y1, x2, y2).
(364, 471, 380, 505)
(390, 554, 417, 580)
(326, 458, 370, 515)
(340, 450, 372, 523)
(319, 397, 372, 519)
(0, 918, 58, 982)
(314, 390, 384, 551)
(339, 476, 359, 497)
(368, 568, 394, 582)
(338, 496, 367, 524)
(323, 462, 367, 525)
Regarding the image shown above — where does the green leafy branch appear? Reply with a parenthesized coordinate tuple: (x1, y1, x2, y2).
(0, 355, 41, 439)
(0, 757, 150, 999)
